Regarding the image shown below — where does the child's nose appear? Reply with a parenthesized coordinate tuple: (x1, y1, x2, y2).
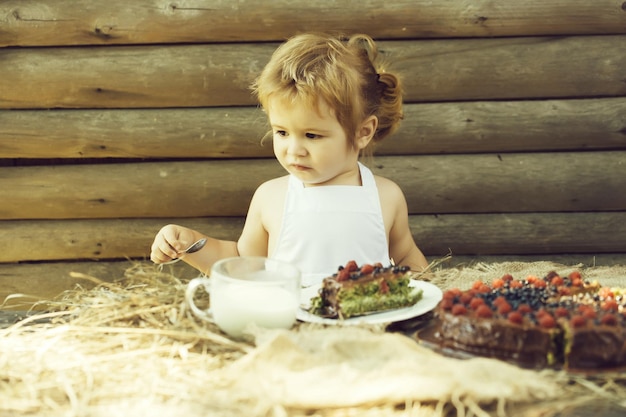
(287, 136, 307, 156)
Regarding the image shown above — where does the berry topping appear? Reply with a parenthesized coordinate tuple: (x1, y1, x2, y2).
(570, 315, 586, 328)
(554, 307, 570, 318)
(491, 278, 505, 288)
(475, 305, 493, 318)
(568, 271, 582, 281)
(451, 304, 468, 316)
(345, 260, 358, 272)
(440, 298, 454, 310)
(497, 302, 513, 315)
(379, 279, 389, 294)
(360, 264, 374, 275)
(469, 297, 485, 310)
(600, 314, 618, 326)
(550, 276, 564, 286)
(601, 300, 619, 312)
(539, 314, 556, 329)
(508, 311, 523, 324)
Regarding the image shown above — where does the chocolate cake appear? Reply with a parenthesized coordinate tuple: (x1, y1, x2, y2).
(309, 261, 423, 319)
(428, 271, 626, 370)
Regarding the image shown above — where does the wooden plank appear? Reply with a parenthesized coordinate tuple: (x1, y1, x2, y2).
(1, 211, 625, 263)
(0, 217, 243, 263)
(1, 0, 625, 47)
(2, 98, 625, 158)
(1, 152, 625, 220)
(2, 36, 625, 109)
(412, 212, 626, 256)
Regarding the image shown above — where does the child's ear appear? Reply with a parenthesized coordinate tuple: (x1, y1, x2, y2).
(355, 115, 378, 150)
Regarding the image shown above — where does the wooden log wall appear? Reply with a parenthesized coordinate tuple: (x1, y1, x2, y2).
(1, 0, 626, 303)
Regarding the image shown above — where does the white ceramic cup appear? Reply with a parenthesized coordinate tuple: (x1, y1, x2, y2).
(185, 256, 301, 338)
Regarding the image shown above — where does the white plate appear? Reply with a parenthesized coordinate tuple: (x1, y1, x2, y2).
(297, 280, 443, 325)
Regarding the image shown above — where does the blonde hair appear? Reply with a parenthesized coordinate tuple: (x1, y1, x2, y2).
(252, 33, 403, 151)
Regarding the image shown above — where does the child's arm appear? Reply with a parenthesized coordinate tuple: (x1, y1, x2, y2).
(150, 224, 238, 275)
(378, 177, 429, 272)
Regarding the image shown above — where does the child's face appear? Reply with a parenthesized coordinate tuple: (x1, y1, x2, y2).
(267, 97, 361, 186)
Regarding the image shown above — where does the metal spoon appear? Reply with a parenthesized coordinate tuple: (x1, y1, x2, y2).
(161, 238, 207, 265)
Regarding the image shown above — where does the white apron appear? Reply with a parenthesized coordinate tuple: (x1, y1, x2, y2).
(272, 162, 390, 287)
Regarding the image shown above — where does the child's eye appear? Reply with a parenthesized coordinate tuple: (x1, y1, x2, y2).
(274, 130, 287, 137)
(305, 132, 321, 139)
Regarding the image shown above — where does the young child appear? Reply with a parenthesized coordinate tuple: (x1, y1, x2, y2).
(150, 33, 429, 286)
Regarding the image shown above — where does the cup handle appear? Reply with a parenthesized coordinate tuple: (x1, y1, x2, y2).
(185, 277, 213, 322)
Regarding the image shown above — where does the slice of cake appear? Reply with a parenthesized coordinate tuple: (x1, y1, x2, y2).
(309, 260, 423, 319)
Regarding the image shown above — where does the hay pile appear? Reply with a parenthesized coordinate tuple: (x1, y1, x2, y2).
(1, 261, 625, 417)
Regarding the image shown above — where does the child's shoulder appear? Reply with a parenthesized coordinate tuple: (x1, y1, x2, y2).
(255, 175, 290, 195)
(373, 174, 402, 193)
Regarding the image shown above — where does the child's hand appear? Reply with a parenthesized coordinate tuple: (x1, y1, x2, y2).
(150, 224, 199, 264)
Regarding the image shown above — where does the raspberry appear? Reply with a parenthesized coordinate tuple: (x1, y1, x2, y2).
(570, 315, 586, 328)
(582, 309, 597, 320)
(459, 293, 473, 305)
(442, 290, 458, 300)
(568, 271, 582, 281)
(516, 304, 532, 314)
(491, 278, 505, 288)
(345, 260, 358, 272)
(532, 279, 547, 289)
(471, 280, 484, 290)
(497, 302, 512, 315)
(550, 276, 564, 286)
(571, 278, 583, 287)
(601, 300, 619, 312)
(477, 284, 491, 294)
(360, 264, 374, 275)
(508, 311, 523, 324)
(599, 287, 614, 298)
(526, 275, 539, 284)
(554, 307, 570, 318)
(451, 304, 468, 316)
(337, 269, 350, 282)
(440, 298, 454, 310)
(600, 314, 618, 326)
(469, 297, 485, 310)
(539, 314, 556, 329)
(510, 280, 523, 289)
(493, 296, 508, 307)
(475, 305, 493, 318)
(501, 274, 514, 282)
